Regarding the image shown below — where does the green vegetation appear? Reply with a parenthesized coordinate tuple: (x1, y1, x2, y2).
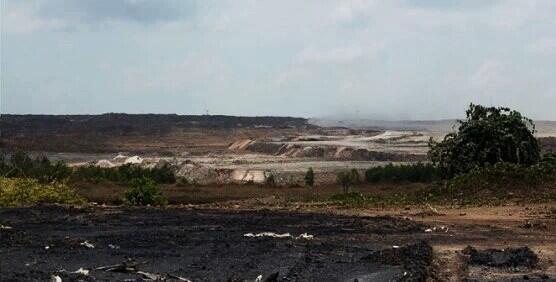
(332, 156, 556, 208)
(336, 169, 361, 193)
(0, 151, 176, 185)
(327, 105, 556, 207)
(73, 163, 176, 184)
(365, 162, 442, 183)
(0, 177, 84, 207)
(429, 104, 541, 176)
(0, 151, 176, 207)
(0, 151, 72, 183)
(304, 167, 315, 187)
(123, 177, 167, 206)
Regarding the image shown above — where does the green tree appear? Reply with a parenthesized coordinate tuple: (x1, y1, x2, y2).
(429, 104, 541, 176)
(304, 167, 315, 187)
(337, 170, 359, 193)
(349, 169, 361, 184)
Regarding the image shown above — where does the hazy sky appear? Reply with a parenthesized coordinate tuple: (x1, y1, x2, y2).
(1, 0, 556, 119)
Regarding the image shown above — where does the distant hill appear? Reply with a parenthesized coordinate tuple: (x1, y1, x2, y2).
(0, 114, 309, 137)
(309, 118, 556, 137)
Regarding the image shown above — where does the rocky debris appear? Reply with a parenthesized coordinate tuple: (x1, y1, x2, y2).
(228, 139, 256, 151)
(94, 159, 116, 168)
(176, 163, 225, 185)
(112, 153, 128, 162)
(334, 147, 353, 159)
(302, 146, 325, 157)
(228, 138, 426, 161)
(96, 259, 192, 281)
(230, 169, 270, 184)
(463, 246, 539, 268)
(243, 232, 314, 240)
(80, 241, 95, 249)
(520, 220, 548, 230)
(246, 141, 284, 155)
(361, 241, 433, 281)
(124, 156, 143, 165)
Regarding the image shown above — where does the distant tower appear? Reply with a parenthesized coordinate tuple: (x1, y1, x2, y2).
(205, 108, 210, 116)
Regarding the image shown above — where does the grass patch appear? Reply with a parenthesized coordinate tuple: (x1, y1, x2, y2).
(0, 177, 84, 207)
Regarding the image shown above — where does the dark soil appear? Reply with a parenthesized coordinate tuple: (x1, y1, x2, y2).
(463, 246, 539, 268)
(0, 205, 432, 282)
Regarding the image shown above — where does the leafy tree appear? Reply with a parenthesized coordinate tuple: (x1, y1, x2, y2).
(337, 169, 360, 193)
(429, 104, 541, 176)
(349, 169, 361, 184)
(304, 167, 315, 187)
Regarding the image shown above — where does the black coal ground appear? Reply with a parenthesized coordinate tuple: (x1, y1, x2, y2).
(0, 206, 433, 281)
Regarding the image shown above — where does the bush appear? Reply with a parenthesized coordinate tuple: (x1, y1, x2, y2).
(429, 104, 541, 176)
(365, 162, 442, 183)
(73, 163, 176, 184)
(304, 167, 315, 187)
(0, 151, 72, 183)
(123, 177, 167, 206)
(0, 177, 84, 207)
(445, 158, 556, 191)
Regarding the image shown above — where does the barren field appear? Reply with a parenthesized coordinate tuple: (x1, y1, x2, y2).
(1, 204, 555, 281)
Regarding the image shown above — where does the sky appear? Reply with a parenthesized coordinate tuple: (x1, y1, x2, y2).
(1, 0, 556, 120)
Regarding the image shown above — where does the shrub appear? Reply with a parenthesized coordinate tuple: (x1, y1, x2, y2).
(304, 167, 315, 187)
(0, 177, 84, 207)
(429, 104, 541, 176)
(123, 177, 167, 206)
(73, 163, 176, 184)
(0, 151, 72, 183)
(365, 162, 442, 183)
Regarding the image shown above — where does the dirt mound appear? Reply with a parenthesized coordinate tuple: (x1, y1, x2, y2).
(124, 156, 143, 164)
(176, 162, 226, 184)
(94, 160, 116, 168)
(230, 169, 270, 184)
(228, 139, 255, 151)
(463, 246, 539, 268)
(244, 141, 284, 155)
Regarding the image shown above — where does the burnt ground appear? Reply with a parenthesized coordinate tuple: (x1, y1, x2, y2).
(1, 206, 431, 282)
